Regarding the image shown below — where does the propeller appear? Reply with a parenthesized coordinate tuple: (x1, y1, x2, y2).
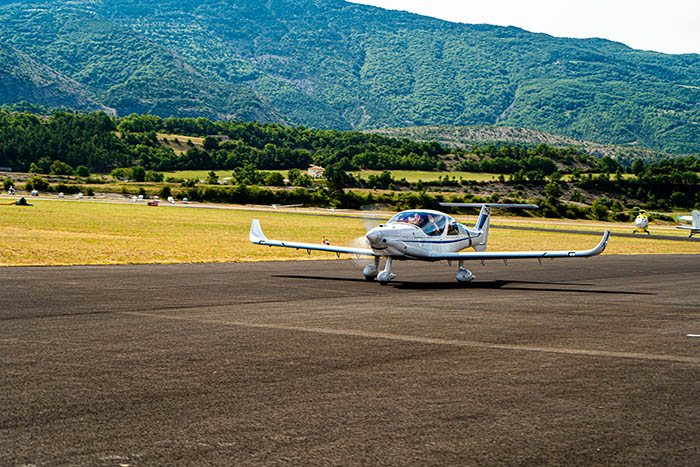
(348, 204, 390, 269)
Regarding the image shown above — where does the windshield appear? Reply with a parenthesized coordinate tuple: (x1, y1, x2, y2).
(387, 211, 447, 236)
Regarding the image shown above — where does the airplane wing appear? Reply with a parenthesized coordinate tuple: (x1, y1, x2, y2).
(418, 230, 611, 261)
(440, 203, 539, 209)
(249, 220, 377, 256)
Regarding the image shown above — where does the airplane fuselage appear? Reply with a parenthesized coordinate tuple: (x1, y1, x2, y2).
(364, 209, 484, 259)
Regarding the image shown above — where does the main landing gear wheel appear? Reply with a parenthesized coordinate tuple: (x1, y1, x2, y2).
(456, 260, 474, 283)
(362, 257, 381, 281)
(456, 268, 474, 283)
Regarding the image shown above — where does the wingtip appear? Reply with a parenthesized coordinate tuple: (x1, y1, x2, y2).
(599, 229, 611, 253)
(249, 219, 267, 244)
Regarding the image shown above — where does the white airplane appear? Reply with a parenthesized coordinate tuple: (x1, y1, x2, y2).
(677, 211, 700, 237)
(249, 203, 611, 283)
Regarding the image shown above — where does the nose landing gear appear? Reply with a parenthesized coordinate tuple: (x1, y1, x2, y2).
(377, 257, 396, 284)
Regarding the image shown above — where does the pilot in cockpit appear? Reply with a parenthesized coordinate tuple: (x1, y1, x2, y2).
(408, 212, 425, 226)
(424, 214, 443, 236)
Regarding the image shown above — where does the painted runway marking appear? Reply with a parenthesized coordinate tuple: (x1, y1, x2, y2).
(125, 312, 700, 364)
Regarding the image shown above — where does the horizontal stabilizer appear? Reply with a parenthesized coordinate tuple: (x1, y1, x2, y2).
(677, 211, 700, 228)
(440, 203, 539, 209)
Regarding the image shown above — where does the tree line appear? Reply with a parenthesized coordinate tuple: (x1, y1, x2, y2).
(0, 111, 445, 173)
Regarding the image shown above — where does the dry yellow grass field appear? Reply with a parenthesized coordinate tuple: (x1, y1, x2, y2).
(0, 199, 697, 266)
(156, 133, 205, 155)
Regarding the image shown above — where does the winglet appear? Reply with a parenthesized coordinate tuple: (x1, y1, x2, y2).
(589, 229, 611, 256)
(560, 228, 611, 257)
(250, 219, 268, 244)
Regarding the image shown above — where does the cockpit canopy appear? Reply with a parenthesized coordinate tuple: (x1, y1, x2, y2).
(387, 210, 452, 236)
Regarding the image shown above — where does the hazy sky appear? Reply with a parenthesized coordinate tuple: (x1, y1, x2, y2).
(349, 0, 700, 55)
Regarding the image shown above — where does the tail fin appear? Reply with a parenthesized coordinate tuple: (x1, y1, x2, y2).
(439, 203, 539, 252)
(473, 205, 491, 252)
(693, 211, 700, 229)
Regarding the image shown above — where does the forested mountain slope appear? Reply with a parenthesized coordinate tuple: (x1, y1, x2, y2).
(1, 0, 699, 153)
(0, 40, 111, 113)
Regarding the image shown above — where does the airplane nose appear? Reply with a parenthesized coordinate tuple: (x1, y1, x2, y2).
(366, 229, 382, 244)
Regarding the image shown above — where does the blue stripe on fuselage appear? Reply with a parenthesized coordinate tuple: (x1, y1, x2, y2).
(404, 237, 471, 244)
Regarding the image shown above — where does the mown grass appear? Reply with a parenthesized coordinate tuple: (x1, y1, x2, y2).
(0, 200, 696, 267)
(0, 200, 365, 266)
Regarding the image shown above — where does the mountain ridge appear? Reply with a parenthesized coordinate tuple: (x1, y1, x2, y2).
(366, 125, 673, 164)
(1, 0, 699, 153)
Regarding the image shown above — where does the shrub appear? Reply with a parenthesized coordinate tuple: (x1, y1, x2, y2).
(25, 176, 49, 192)
(592, 201, 609, 221)
(54, 183, 81, 194)
(131, 166, 146, 182)
(50, 160, 74, 175)
(206, 170, 219, 184)
(670, 191, 688, 207)
(203, 136, 219, 151)
(111, 168, 131, 180)
(293, 174, 313, 187)
(145, 170, 164, 182)
(264, 172, 285, 186)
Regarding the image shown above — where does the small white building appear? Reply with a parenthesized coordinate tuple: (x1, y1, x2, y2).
(307, 166, 325, 178)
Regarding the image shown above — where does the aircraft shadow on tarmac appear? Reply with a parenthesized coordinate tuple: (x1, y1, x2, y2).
(392, 280, 655, 294)
(271, 275, 655, 295)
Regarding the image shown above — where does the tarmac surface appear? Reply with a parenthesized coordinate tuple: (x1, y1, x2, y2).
(1, 255, 699, 465)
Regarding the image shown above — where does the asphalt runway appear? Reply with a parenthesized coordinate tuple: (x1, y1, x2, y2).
(2, 255, 699, 465)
